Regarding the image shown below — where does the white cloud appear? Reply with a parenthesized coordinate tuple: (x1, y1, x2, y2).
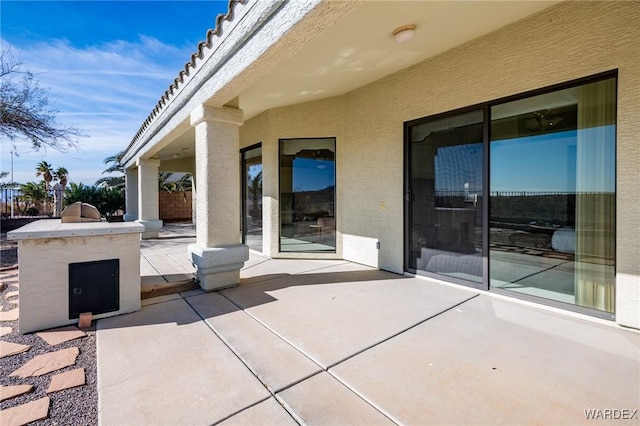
(1, 36, 192, 185)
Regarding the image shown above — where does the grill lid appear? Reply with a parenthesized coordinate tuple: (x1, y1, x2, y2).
(60, 202, 102, 223)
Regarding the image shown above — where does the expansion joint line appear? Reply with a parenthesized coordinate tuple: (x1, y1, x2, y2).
(182, 294, 301, 426)
(214, 290, 409, 426)
(325, 293, 480, 370)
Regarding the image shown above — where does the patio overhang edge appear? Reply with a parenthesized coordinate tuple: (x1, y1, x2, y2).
(121, 0, 361, 169)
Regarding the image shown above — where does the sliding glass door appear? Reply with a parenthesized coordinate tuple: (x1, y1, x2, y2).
(405, 73, 616, 316)
(490, 77, 616, 313)
(406, 109, 485, 285)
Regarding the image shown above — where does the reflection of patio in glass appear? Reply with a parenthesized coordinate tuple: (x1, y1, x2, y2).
(280, 236, 335, 253)
(244, 232, 262, 252)
(491, 248, 614, 305)
(280, 138, 336, 253)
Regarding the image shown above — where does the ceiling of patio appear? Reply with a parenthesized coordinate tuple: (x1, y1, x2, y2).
(154, 0, 558, 161)
(238, 0, 559, 120)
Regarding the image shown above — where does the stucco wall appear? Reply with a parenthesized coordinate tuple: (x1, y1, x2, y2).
(241, 2, 639, 326)
(241, 96, 346, 258)
(341, 1, 639, 276)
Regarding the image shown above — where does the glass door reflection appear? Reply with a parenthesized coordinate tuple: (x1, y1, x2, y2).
(279, 138, 336, 252)
(242, 145, 262, 252)
(407, 109, 484, 284)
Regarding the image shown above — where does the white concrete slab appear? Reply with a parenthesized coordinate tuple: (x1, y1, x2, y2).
(223, 270, 477, 368)
(296, 260, 381, 275)
(140, 241, 164, 256)
(189, 292, 322, 392)
(218, 397, 297, 425)
(144, 254, 191, 276)
(140, 256, 159, 276)
(166, 251, 197, 273)
(241, 252, 271, 270)
(331, 295, 640, 425)
(97, 299, 270, 425)
(158, 224, 196, 238)
(240, 258, 350, 285)
(277, 372, 394, 425)
(147, 238, 197, 254)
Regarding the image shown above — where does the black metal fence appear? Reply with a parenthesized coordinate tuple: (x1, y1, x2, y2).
(1, 187, 61, 218)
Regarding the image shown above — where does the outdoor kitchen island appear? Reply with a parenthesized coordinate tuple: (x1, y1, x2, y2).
(7, 219, 144, 333)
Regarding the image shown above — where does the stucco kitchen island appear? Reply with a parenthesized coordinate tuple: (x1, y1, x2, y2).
(8, 219, 144, 333)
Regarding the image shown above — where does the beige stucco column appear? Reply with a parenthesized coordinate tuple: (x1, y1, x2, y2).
(123, 167, 138, 222)
(136, 158, 163, 239)
(188, 105, 249, 290)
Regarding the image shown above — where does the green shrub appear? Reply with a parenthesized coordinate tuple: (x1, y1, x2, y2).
(64, 183, 125, 220)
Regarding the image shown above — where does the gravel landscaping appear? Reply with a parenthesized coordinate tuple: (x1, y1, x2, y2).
(1, 234, 98, 425)
(1, 233, 18, 268)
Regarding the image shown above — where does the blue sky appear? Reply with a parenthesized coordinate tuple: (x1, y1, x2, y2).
(1, 0, 230, 185)
(491, 128, 615, 193)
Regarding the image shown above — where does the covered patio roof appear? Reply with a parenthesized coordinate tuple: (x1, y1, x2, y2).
(121, 0, 558, 167)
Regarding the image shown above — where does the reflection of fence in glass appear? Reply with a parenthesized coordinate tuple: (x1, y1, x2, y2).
(489, 191, 614, 231)
(434, 190, 481, 209)
(1, 187, 58, 218)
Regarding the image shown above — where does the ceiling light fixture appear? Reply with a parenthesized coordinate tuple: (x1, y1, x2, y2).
(392, 24, 416, 44)
(171, 153, 179, 158)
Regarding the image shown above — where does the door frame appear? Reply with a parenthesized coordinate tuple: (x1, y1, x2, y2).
(403, 104, 489, 290)
(240, 142, 263, 248)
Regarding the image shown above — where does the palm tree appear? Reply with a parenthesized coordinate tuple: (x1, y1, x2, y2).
(159, 172, 192, 202)
(19, 181, 48, 215)
(52, 167, 69, 216)
(248, 171, 262, 218)
(95, 151, 125, 189)
(35, 161, 54, 190)
(53, 167, 69, 188)
(159, 172, 192, 192)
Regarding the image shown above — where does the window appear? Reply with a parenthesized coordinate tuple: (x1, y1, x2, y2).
(490, 77, 616, 313)
(280, 138, 336, 252)
(406, 73, 616, 316)
(242, 145, 262, 252)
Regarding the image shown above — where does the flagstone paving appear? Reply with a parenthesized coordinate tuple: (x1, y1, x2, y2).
(0, 396, 50, 426)
(0, 341, 30, 358)
(0, 308, 19, 321)
(0, 384, 33, 402)
(47, 367, 85, 393)
(10, 347, 79, 378)
(0, 266, 93, 424)
(36, 326, 86, 346)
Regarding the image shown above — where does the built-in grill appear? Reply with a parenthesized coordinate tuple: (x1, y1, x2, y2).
(60, 202, 102, 223)
(7, 212, 144, 333)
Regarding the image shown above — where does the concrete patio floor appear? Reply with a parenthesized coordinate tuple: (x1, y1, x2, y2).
(97, 230, 640, 425)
